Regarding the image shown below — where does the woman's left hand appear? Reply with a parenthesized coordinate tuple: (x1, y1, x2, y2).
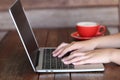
(62, 49, 114, 65)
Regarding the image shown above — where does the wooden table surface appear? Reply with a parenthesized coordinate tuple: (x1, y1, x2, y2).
(0, 28, 120, 80)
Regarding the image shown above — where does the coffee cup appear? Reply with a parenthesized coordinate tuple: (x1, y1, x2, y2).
(76, 22, 106, 37)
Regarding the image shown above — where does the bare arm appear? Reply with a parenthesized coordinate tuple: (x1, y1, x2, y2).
(93, 33, 120, 48)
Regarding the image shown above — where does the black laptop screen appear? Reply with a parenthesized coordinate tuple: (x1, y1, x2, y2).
(9, 0, 39, 68)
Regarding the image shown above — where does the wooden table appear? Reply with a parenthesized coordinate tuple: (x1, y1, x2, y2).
(0, 28, 120, 80)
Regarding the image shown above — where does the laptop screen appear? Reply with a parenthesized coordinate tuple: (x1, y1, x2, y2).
(9, 0, 39, 69)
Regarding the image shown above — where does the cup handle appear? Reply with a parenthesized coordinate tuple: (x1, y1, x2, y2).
(96, 25, 106, 36)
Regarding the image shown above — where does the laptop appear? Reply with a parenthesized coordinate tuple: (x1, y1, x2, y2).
(9, 0, 104, 72)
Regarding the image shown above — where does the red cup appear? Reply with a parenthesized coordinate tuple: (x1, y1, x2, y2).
(76, 22, 106, 37)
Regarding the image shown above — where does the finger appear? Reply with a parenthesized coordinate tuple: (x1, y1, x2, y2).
(63, 57, 80, 64)
(63, 54, 91, 65)
(72, 56, 98, 65)
(73, 59, 93, 65)
(53, 47, 65, 57)
(52, 42, 68, 54)
(62, 51, 86, 62)
(58, 43, 82, 58)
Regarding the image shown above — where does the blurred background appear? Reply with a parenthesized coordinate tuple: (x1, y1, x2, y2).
(0, 0, 119, 34)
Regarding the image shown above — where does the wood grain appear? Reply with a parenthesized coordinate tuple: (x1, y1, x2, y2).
(0, 31, 38, 80)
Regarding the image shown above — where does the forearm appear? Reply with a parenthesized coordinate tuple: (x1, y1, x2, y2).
(92, 33, 120, 48)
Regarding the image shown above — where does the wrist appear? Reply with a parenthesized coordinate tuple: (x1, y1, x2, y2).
(109, 49, 120, 65)
(88, 38, 99, 49)
(91, 37, 104, 49)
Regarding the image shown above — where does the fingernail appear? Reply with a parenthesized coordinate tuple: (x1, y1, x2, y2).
(62, 59, 65, 62)
(53, 54, 56, 57)
(72, 63, 76, 65)
(58, 55, 61, 58)
(63, 62, 68, 64)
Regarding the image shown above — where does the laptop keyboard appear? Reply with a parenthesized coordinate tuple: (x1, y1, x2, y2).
(42, 49, 74, 69)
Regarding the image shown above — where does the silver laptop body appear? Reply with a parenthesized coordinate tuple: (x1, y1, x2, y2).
(9, 0, 104, 73)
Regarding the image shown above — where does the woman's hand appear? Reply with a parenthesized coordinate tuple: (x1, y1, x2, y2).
(52, 40, 98, 58)
(62, 49, 120, 65)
